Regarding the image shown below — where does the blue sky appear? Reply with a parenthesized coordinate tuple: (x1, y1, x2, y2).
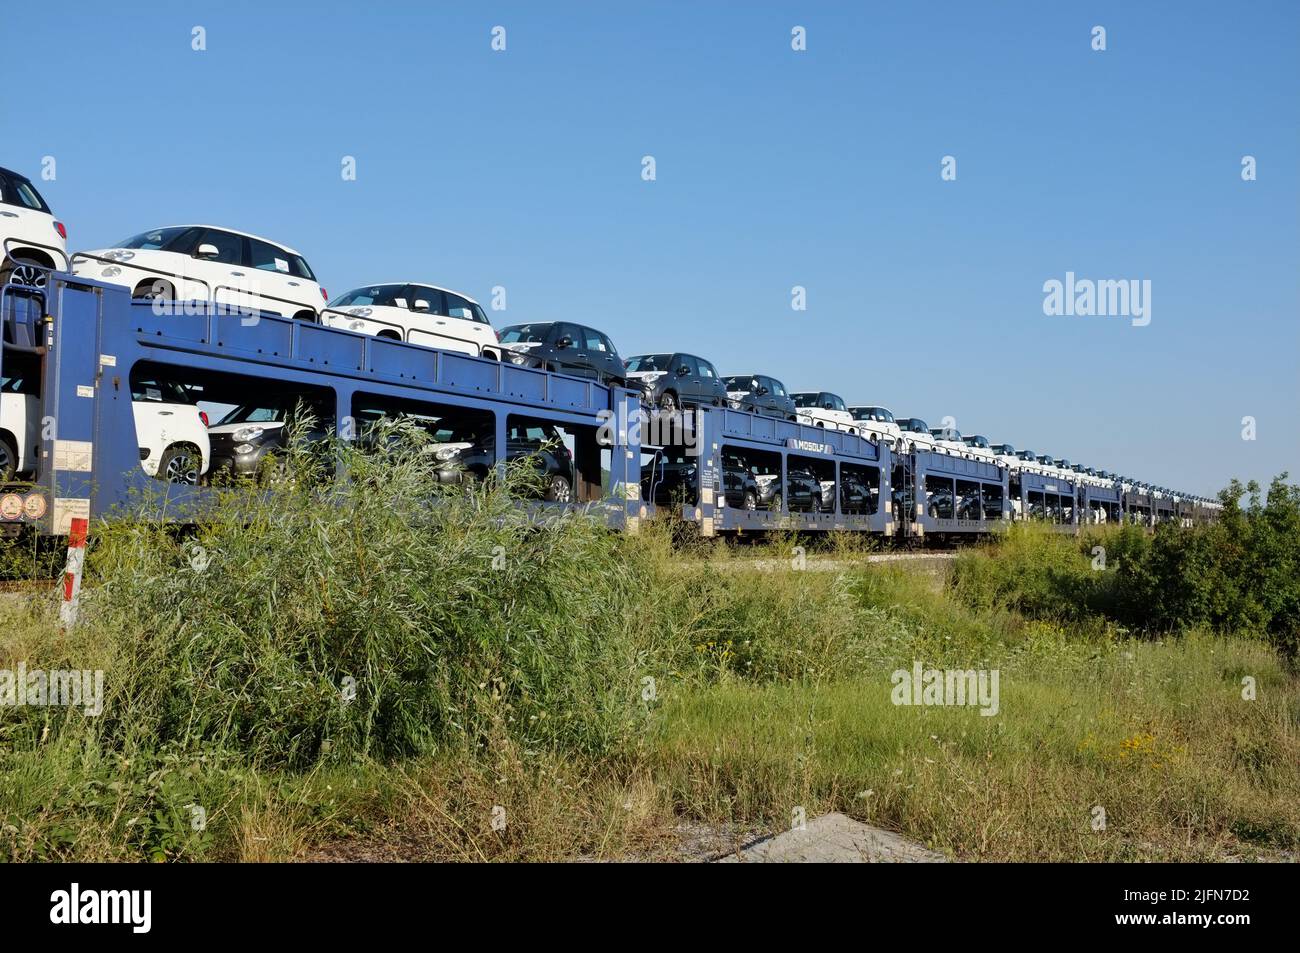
(12, 1, 1298, 493)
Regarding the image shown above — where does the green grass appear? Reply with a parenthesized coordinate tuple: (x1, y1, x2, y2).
(0, 443, 1295, 862)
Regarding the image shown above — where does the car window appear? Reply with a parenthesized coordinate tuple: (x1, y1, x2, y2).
(553, 323, 583, 346)
(198, 229, 243, 266)
(0, 171, 51, 212)
(408, 287, 447, 313)
(331, 285, 408, 308)
(248, 238, 298, 275)
(117, 227, 200, 252)
(792, 393, 816, 408)
(697, 359, 718, 379)
(131, 378, 194, 404)
(444, 291, 488, 324)
(499, 324, 550, 344)
(824, 394, 847, 411)
(580, 327, 610, 352)
(597, 331, 618, 357)
(676, 355, 699, 375)
(625, 354, 673, 372)
(765, 378, 787, 397)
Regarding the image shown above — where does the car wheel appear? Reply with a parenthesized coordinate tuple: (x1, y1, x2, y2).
(0, 256, 48, 290)
(743, 490, 757, 511)
(658, 391, 677, 413)
(133, 279, 175, 302)
(0, 434, 18, 481)
(545, 474, 572, 503)
(157, 445, 201, 485)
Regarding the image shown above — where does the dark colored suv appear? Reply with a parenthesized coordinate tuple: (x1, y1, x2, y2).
(207, 399, 334, 482)
(625, 352, 728, 411)
(642, 449, 759, 509)
(722, 374, 797, 420)
(757, 465, 823, 512)
(498, 321, 629, 388)
(434, 418, 574, 502)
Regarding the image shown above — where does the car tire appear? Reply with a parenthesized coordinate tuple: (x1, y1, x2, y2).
(157, 444, 202, 485)
(545, 474, 572, 503)
(658, 391, 677, 413)
(0, 255, 48, 290)
(743, 490, 757, 511)
(0, 434, 18, 481)
(133, 279, 175, 303)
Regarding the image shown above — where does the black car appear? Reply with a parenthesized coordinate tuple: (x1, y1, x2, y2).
(498, 321, 629, 388)
(722, 374, 797, 420)
(839, 471, 876, 514)
(642, 449, 759, 509)
(625, 352, 728, 412)
(757, 465, 823, 512)
(206, 399, 334, 481)
(434, 419, 574, 502)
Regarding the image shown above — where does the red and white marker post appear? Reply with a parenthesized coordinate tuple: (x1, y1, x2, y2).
(59, 516, 89, 630)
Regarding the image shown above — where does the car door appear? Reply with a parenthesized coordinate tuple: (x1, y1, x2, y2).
(551, 323, 586, 376)
(696, 358, 724, 406)
(193, 229, 250, 314)
(670, 355, 700, 404)
(246, 237, 307, 317)
(581, 326, 620, 385)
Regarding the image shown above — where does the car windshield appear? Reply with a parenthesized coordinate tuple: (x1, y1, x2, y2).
(625, 354, 673, 372)
(499, 324, 551, 344)
(115, 227, 196, 251)
(767, 380, 787, 397)
(216, 405, 290, 426)
(900, 418, 928, 432)
(854, 406, 893, 422)
(791, 393, 818, 408)
(0, 171, 51, 212)
(330, 285, 408, 308)
(131, 378, 194, 404)
(723, 376, 756, 391)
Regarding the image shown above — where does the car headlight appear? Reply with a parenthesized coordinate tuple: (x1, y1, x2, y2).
(507, 352, 529, 365)
(234, 443, 255, 454)
(434, 446, 461, 461)
(101, 266, 121, 277)
(232, 426, 264, 442)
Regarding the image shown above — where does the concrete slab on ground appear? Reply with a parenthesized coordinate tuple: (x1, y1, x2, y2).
(714, 813, 947, 863)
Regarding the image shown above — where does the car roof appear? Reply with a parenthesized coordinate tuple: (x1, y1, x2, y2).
(342, 281, 480, 305)
(145, 225, 306, 257)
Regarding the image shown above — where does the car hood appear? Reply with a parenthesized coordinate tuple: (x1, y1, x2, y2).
(207, 420, 287, 437)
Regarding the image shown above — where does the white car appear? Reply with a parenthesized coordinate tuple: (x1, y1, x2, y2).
(0, 165, 67, 288)
(848, 405, 902, 449)
(929, 427, 971, 458)
(73, 225, 326, 320)
(791, 391, 857, 434)
(0, 355, 40, 479)
(961, 434, 1000, 465)
(130, 372, 210, 484)
(321, 283, 500, 358)
(896, 417, 937, 453)
(990, 443, 1022, 472)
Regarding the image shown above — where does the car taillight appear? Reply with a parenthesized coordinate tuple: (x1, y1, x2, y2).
(200, 411, 210, 427)
(54, 221, 67, 240)
(320, 288, 328, 302)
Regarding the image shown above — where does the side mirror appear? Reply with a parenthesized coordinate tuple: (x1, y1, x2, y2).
(556, 336, 572, 349)
(757, 386, 769, 396)
(677, 365, 690, 377)
(413, 299, 431, 312)
(195, 243, 219, 259)
(823, 403, 833, 411)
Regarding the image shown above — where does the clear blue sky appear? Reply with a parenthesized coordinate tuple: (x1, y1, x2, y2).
(12, 1, 1298, 494)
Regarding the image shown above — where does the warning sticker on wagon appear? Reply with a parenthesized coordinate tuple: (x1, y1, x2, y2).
(54, 440, 93, 472)
(53, 498, 90, 535)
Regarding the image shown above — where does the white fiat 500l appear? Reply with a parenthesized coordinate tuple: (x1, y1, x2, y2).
(848, 405, 902, 449)
(130, 373, 210, 484)
(895, 417, 936, 453)
(321, 283, 500, 358)
(73, 225, 326, 320)
(791, 391, 857, 434)
(0, 165, 67, 288)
